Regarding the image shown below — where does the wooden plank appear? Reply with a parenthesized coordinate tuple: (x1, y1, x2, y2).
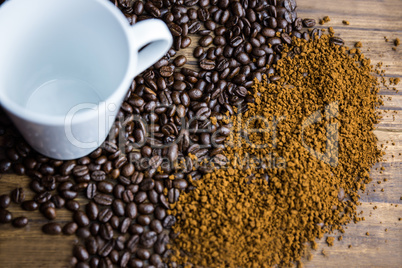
(0, 0, 401, 267)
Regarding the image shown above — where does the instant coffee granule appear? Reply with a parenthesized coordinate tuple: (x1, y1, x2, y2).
(168, 33, 384, 267)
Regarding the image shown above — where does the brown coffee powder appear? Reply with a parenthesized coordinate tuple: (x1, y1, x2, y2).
(168, 33, 384, 267)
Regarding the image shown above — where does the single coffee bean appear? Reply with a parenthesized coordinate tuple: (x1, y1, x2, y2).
(90, 222, 100, 236)
(126, 234, 140, 253)
(52, 195, 65, 208)
(0, 194, 11, 209)
(100, 223, 114, 241)
(94, 193, 113, 206)
(42, 222, 62, 235)
(91, 170, 106, 182)
(66, 200, 80, 211)
(12, 216, 28, 228)
(140, 231, 157, 248)
(98, 208, 113, 223)
(136, 248, 151, 260)
(43, 207, 57, 220)
(60, 190, 78, 200)
(11, 187, 25, 204)
(138, 203, 155, 215)
(76, 227, 91, 239)
(98, 181, 114, 194)
(86, 201, 99, 221)
(0, 209, 12, 223)
(162, 215, 176, 228)
(302, 18, 316, 28)
(330, 37, 344, 46)
(150, 219, 163, 234)
(74, 211, 90, 227)
(22, 200, 39, 211)
(98, 240, 114, 257)
(137, 215, 151, 226)
(74, 245, 89, 262)
(119, 218, 131, 234)
(112, 199, 125, 217)
(63, 222, 78, 235)
(85, 236, 98, 255)
(86, 183, 97, 199)
(154, 206, 166, 221)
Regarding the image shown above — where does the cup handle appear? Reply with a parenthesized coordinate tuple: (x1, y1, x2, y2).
(129, 19, 173, 77)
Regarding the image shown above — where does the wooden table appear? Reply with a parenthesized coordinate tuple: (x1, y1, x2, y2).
(0, 0, 401, 267)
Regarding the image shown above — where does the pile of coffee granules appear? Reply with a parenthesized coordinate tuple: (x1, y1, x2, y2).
(168, 33, 385, 267)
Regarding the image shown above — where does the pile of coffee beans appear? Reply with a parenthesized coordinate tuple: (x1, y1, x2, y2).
(0, 0, 324, 267)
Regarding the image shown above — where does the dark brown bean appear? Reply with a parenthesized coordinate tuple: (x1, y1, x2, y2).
(63, 222, 78, 235)
(12, 216, 28, 228)
(74, 245, 89, 262)
(42, 222, 62, 235)
(94, 194, 113, 206)
(11, 187, 25, 204)
(303, 18, 316, 28)
(74, 211, 90, 227)
(0, 209, 12, 223)
(0, 195, 11, 209)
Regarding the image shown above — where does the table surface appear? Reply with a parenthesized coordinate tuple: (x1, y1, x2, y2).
(0, 0, 401, 267)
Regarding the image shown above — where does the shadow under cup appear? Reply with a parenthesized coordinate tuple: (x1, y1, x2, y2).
(0, 0, 135, 159)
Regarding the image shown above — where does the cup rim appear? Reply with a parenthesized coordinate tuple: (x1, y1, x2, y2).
(0, 0, 135, 126)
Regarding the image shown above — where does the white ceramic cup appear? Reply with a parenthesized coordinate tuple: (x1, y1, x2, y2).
(0, 0, 173, 160)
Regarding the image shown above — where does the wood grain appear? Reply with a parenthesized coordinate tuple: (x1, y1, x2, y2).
(0, 0, 401, 267)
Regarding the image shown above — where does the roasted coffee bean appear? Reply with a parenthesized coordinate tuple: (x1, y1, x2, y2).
(22, 200, 39, 211)
(0, 194, 11, 209)
(154, 206, 166, 221)
(0, 160, 12, 173)
(112, 199, 125, 217)
(126, 234, 140, 253)
(12, 216, 28, 228)
(134, 191, 147, 204)
(303, 18, 316, 28)
(52, 195, 65, 208)
(35, 191, 52, 204)
(74, 211, 90, 227)
(137, 215, 151, 226)
(119, 251, 130, 267)
(0, 209, 12, 223)
(121, 163, 135, 177)
(162, 215, 176, 228)
(60, 190, 78, 200)
(94, 194, 113, 206)
(76, 227, 91, 239)
(122, 190, 134, 203)
(150, 254, 163, 266)
(113, 184, 125, 199)
(173, 55, 187, 67)
(150, 219, 163, 234)
(98, 208, 113, 223)
(86, 201, 99, 221)
(138, 203, 155, 215)
(120, 218, 131, 234)
(11, 187, 25, 204)
(63, 222, 78, 235)
(74, 245, 89, 262)
(98, 240, 114, 257)
(43, 206, 57, 220)
(86, 183, 97, 199)
(42, 222, 62, 235)
(330, 37, 344, 46)
(100, 223, 114, 240)
(199, 35, 213, 47)
(98, 181, 114, 194)
(73, 165, 89, 177)
(140, 231, 157, 248)
(125, 202, 138, 219)
(66, 200, 80, 211)
(85, 236, 98, 255)
(91, 170, 106, 182)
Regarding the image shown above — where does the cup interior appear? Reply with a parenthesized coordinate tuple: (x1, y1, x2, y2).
(0, 0, 130, 117)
